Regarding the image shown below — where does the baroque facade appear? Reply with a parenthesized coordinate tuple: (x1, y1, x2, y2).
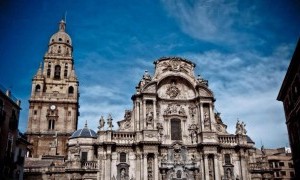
(24, 20, 271, 180)
(277, 38, 300, 179)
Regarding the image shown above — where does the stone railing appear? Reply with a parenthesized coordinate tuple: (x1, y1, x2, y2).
(24, 167, 48, 173)
(218, 135, 237, 144)
(112, 132, 136, 143)
(249, 162, 271, 172)
(82, 161, 98, 169)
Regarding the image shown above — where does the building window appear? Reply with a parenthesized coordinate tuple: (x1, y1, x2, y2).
(81, 152, 88, 162)
(281, 171, 286, 176)
(290, 171, 295, 177)
(33, 110, 37, 115)
(224, 154, 231, 164)
(68, 86, 74, 94)
(171, 119, 182, 140)
(120, 152, 126, 162)
(68, 111, 71, 116)
(54, 65, 61, 79)
(288, 162, 293, 168)
(58, 38, 62, 41)
(64, 64, 68, 78)
(48, 120, 55, 130)
(279, 162, 284, 166)
(35, 84, 41, 92)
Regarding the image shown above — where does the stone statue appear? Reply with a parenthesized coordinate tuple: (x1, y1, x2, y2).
(204, 112, 210, 129)
(235, 120, 247, 135)
(146, 112, 153, 128)
(98, 116, 105, 130)
(120, 168, 126, 180)
(191, 130, 197, 144)
(107, 114, 113, 130)
(156, 122, 164, 135)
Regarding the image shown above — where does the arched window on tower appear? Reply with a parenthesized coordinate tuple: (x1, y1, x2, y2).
(35, 84, 41, 92)
(68, 86, 74, 95)
(171, 119, 182, 140)
(64, 64, 68, 78)
(47, 63, 51, 78)
(54, 65, 61, 79)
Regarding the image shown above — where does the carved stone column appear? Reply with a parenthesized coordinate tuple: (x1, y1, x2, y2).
(135, 102, 139, 131)
(153, 100, 157, 128)
(154, 153, 159, 180)
(203, 154, 209, 180)
(105, 154, 112, 180)
(209, 103, 215, 131)
(136, 154, 141, 180)
(200, 103, 204, 131)
(143, 100, 147, 130)
(213, 154, 220, 180)
(143, 153, 148, 180)
(199, 153, 205, 180)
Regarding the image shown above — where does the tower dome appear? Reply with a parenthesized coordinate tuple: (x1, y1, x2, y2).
(47, 20, 72, 56)
(70, 122, 97, 139)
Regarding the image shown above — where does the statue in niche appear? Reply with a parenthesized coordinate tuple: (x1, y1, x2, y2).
(120, 168, 126, 180)
(174, 151, 181, 165)
(147, 157, 153, 180)
(146, 112, 154, 129)
(176, 170, 182, 178)
(156, 122, 164, 135)
(191, 130, 197, 144)
(226, 168, 232, 179)
(191, 154, 196, 163)
(204, 112, 210, 129)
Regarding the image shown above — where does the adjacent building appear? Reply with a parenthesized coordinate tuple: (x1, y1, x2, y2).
(277, 39, 300, 179)
(0, 84, 29, 179)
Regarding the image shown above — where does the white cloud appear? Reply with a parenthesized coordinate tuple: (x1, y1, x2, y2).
(180, 44, 292, 148)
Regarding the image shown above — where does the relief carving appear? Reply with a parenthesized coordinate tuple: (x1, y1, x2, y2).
(188, 105, 197, 119)
(164, 104, 186, 116)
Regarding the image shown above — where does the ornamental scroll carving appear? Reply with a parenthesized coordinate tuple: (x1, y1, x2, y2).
(164, 104, 186, 116)
(159, 58, 192, 75)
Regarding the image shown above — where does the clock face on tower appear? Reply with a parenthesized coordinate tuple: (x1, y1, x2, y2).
(50, 105, 56, 110)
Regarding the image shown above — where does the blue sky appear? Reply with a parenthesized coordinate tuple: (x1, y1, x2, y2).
(0, 0, 299, 148)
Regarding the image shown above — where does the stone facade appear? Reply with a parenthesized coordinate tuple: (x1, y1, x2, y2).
(24, 20, 271, 180)
(64, 57, 260, 180)
(277, 38, 300, 179)
(25, 20, 79, 158)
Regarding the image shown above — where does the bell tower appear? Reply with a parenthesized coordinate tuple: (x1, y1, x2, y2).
(26, 20, 79, 157)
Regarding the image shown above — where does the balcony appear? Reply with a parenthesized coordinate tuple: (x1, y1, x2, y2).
(218, 135, 237, 145)
(112, 132, 136, 144)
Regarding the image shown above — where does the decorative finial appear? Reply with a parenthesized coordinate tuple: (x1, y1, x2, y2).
(59, 19, 66, 32)
(84, 120, 88, 128)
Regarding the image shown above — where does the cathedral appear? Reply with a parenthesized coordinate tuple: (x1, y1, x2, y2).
(24, 20, 272, 180)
